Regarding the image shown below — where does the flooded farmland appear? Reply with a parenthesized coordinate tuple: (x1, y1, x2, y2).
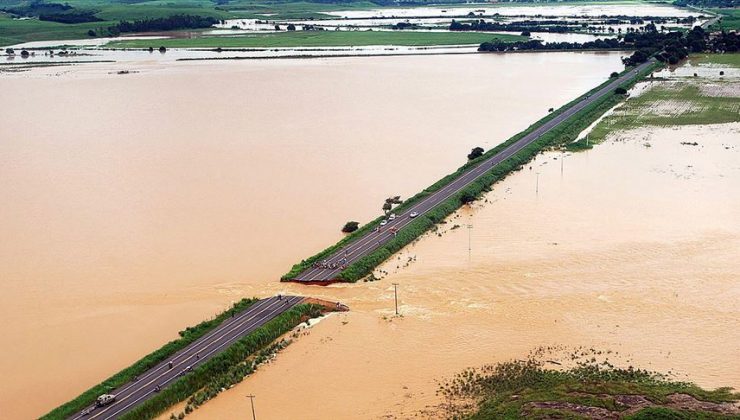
(188, 121, 740, 420)
(0, 52, 626, 419)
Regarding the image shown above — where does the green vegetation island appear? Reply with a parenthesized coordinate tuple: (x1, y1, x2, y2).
(439, 349, 740, 419)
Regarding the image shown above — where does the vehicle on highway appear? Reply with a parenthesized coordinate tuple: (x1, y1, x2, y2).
(389, 213, 396, 220)
(380, 220, 388, 226)
(96, 394, 116, 407)
(410, 212, 418, 218)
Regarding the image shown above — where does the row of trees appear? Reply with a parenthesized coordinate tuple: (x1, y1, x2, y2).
(111, 15, 219, 35)
(479, 37, 622, 52)
(479, 26, 738, 66)
(450, 19, 576, 34)
(2, 2, 101, 24)
(674, 0, 739, 7)
(622, 26, 738, 65)
(451, 17, 700, 35)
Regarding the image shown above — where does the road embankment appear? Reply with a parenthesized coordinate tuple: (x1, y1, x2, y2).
(41, 298, 259, 420)
(117, 303, 325, 420)
(283, 60, 661, 284)
(43, 297, 339, 420)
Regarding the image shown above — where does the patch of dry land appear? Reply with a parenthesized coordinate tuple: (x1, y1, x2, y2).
(179, 56, 740, 419)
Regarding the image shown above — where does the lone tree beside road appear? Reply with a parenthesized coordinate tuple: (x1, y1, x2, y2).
(342, 221, 360, 233)
(382, 195, 403, 216)
(467, 147, 484, 160)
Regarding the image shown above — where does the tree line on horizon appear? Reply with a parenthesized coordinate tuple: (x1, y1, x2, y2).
(479, 26, 739, 67)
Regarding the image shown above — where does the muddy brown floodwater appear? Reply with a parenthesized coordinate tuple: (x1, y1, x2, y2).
(182, 123, 740, 420)
(0, 52, 735, 419)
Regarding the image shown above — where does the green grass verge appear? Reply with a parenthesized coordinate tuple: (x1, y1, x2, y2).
(118, 303, 323, 420)
(40, 298, 259, 420)
(282, 61, 660, 282)
(106, 31, 525, 49)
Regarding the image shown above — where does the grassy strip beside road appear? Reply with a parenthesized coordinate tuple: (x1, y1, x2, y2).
(284, 61, 660, 282)
(41, 298, 258, 420)
(106, 31, 525, 49)
(119, 304, 323, 420)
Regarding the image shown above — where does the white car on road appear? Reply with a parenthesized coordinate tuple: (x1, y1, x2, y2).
(410, 212, 419, 218)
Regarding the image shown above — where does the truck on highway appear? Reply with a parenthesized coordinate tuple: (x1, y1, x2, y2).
(96, 394, 116, 407)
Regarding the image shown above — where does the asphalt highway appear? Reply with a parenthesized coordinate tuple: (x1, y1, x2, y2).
(69, 295, 303, 420)
(293, 60, 654, 282)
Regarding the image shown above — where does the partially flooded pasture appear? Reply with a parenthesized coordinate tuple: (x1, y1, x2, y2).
(588, 56, 740, 142)
(0, 52, 625, 419)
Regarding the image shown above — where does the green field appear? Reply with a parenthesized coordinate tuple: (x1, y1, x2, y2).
(711, 7, 740, 31)
(693, 52, 740, 67)
(107, 31, 525, 49)
(0, 13, 110, 46)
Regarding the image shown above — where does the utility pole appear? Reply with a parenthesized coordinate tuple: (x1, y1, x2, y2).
(467, 224, 473, 259)
(392, 283, 399, 315)
(560, 151, 564, 176)
(246, 394, 256, 420)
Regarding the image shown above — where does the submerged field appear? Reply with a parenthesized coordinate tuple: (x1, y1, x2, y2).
(106, 31, 525, 49)
(586, 54, 740, 143)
